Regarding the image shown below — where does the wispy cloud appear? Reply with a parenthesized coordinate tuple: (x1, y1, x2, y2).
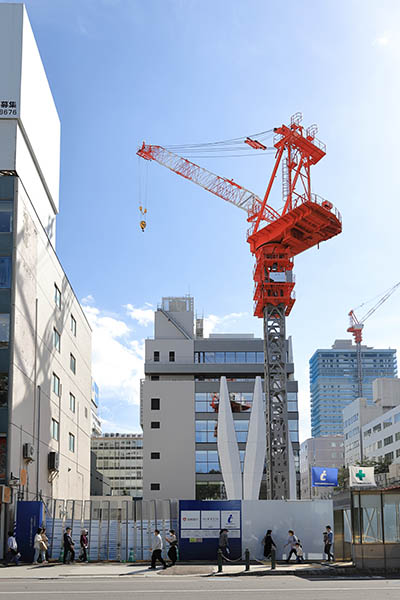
(203, 312, 250, 337)
(125, 303, 154, 327)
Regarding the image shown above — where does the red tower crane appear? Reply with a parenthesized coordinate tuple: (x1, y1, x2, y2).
(348, 281, 400, 398)
(137, 112, 342, 499)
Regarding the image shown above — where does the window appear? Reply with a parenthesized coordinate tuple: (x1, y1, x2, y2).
(384, 435, 393, 446)
(69, 393, 76, 413)
(196, 450, 221, 474)
(150, 421, 160, 429)
(0, 257, 11, 288)
(0, 314, 10, 347)
(84, 406, 88, 418)
(52, 373, 60, 397)
(396, 432, 400, 442)
(396, 449, 400, 458)
(373, 424, 382, 433)
(0, 373, 8, 406)
(151, 452, 160, 459)
(68, 433, 75, 452)
(151, 375, 159, 381)
(0, 201, 12, 233)
(51, 418, 59, 441)
(169, 351, 175, 362)
(71, 314, 76, 336)
(151, 398, 160, 410)
(385, 451, 394, 461)
(394, 412, 400, 424)
(377, 440, 382, 449)
(54, 284, 61, 309)
(153, 351, 160, 362)
(70, 354, 76, 374)
(383, 419, 392, 429)
(150, 483, 160, 490)
(53, 328, 60, 352)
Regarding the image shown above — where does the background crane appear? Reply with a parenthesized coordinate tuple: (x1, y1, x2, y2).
(348, 281, 400, 398)
(137, 112, 342, 499)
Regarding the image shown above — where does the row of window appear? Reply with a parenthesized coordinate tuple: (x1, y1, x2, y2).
(51, 419, 75, 452)
(194, 351, 265, 364)
(53, 328, 77, 370)
(153, 351, 175, 362)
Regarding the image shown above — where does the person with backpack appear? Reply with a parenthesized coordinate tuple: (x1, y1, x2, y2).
(284, 529, 298, 563)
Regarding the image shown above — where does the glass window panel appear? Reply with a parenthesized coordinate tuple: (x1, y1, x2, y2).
(236, 431, 248, 443)
(195, 393, 207, 402)
(383, 494, 400, 543)
(196, 462, 207, 473)
(0, 202, 12, 232)
(234, 420, 249, 431)
(206, 420, 217, 430)
(246, 352, 256, 363)
(195, 421, 207, 431)
(236, 352, 246, 363)
(225, 352, 235, 363)
(208, 462, 220, 473)
(288, 420, 299, 431)
(287, 401, 298, 412)
(207, 431, 217, 442)
(215, 352, 225, 363)
(195, 451, 207, 461)
(242, 393, 253, 403)
(290, 431, 299, 442)
(208, 451, 218, 461)
(361, 494, 382, 543)
(256, 352, 264, 363)
(195, 401, 207, 412)
(0, 257, 11, 288)
(195, 432, 207, 443)
(0, 373, 8, 406)
(205, 352, 215, 363)
(0, 314, 9, 347)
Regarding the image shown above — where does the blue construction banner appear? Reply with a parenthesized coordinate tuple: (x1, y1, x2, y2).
(179, 500, 241, 561)
(311, 466, 338, 487)
(16, 501, 45, 562)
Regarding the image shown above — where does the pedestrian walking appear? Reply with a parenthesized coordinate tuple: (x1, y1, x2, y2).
(41, 527, 49, 562)
(149, 529, 167, 570)
(295, 542, 304, 563)
(4, 531, 20, 566)
(79, 529, 89, 562)
(63, 527, 75, 564)
(218, 528, 230, 558)
(262, 529, 276, 559)
(283, 529, 298, 563)
(165, 529, 178, 566)
(33, 528, 47, 564)
(324, 525, 334, 562)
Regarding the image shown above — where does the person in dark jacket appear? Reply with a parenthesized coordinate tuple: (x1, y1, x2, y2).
(262, 529, 277, 558)
(165, 529, 178, 566)
(79, 529, 89, 562)
(63, 527, 75, 564)
(218, 529, 229, 558)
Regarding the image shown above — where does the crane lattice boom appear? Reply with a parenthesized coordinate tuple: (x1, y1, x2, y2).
(137, 143, 281, 223)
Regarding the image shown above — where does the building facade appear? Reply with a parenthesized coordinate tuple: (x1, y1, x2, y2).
(300, 436, 344, 499)
(91, 380, 102, 436)
(310, 339, 397, 437)
(91, 433, 143, 497)
(141, 296, 299, 501)
(342, 378, 400, 466)
(0, 3, 93, 545)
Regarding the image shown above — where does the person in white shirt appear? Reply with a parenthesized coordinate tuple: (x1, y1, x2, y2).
(4, 531, 19, 566)
(33, 528, 47, 564)
(149, 529, 167, 570)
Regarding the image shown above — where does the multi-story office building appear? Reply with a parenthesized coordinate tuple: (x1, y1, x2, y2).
(141, 296, 299, 500)
(91, 433, 143, 497)
(343, 378, 400, 465)
(310, 339, 397, 437)
(300, 436, 344, 499)
(91, 380, 102, 436)
(0, 1, 92, 539)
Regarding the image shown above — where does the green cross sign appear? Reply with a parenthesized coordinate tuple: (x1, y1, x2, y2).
(356, 469, 366, 481)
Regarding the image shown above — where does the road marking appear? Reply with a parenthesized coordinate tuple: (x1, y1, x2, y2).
(0, 587, 400, 594)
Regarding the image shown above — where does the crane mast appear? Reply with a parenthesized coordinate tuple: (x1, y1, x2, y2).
(138, 113, 342, 499)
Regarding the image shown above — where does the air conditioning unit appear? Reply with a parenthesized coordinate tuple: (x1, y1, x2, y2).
(22, 443, 35, 461)
(48, 452, 59, 472)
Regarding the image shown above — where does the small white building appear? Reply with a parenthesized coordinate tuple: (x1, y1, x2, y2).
(0, 3, 93, 547)
(343, 378, 400, 465)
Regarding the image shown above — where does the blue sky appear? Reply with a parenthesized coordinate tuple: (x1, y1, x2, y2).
(13, 0, 400, 439)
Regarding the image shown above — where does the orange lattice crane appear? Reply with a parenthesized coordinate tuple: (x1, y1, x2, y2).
(137, 113, 342, 499)
(348, 281, 400, 397)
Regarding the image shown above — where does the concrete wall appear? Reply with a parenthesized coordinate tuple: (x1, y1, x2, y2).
(142, 379, 195, 499)
(8, 179, 92, 502)
(242, 499, 333, 559)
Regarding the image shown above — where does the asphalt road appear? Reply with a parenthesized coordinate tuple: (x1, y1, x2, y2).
(0, 576, 400, 599)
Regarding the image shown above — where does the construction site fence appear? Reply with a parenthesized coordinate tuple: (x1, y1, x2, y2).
(41, 498, 178, 562)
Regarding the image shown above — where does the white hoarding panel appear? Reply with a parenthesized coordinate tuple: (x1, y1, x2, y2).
(221, 509, 240, 529)
(181, 511, 200, 529)
(201, 511, 220, 529)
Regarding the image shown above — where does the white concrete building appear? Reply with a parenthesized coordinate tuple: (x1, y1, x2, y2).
(300, 436, 344, 499)
(343, 378, 400, 465)
(0, 3, 92, 540)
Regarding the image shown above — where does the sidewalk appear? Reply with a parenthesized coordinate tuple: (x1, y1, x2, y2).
(0, 561, 352, 580)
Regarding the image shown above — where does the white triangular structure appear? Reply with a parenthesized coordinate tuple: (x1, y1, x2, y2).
(243, 376, 266, 499)
(217, 376, 242, 499)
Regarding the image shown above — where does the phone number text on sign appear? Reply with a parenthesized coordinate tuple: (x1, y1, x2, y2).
(0, 101, 17, 116)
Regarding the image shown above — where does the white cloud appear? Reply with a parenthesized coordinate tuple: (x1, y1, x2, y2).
(125, 303, 154, 327)
(203, 312, 249, 337)
(81, 294, 95, 305)
(82, 303, 145, 422)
